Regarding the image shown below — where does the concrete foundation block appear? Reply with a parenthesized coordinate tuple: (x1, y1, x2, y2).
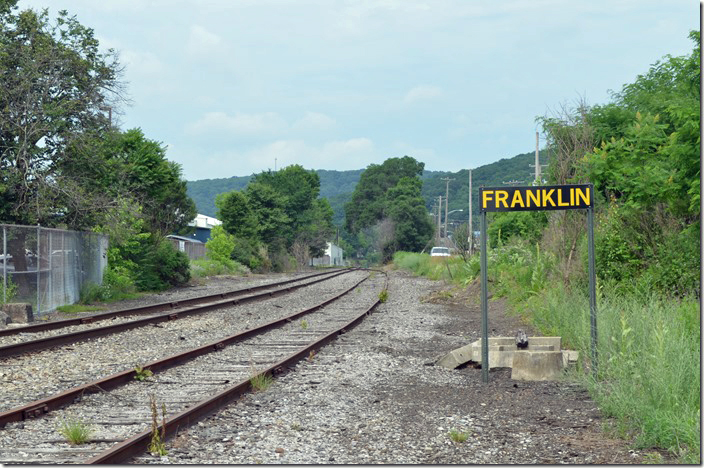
(435, 343, 474, 369)
(469, 337, 561, 368)
(562, 349, 579, 367)
(0, 310, 9, 329)
(2, 303, 33, 324)
(511, 351, 564, 381)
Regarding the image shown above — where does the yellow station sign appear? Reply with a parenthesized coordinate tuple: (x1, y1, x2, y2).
(479, 184, 593, 212)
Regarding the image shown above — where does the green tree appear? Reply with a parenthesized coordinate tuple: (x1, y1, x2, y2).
(62, 129, 195, 236)
(215, 190, 258, 239)
(244, 181, 290, 247)
(0, 3, 123, 228)
(384, 177, 434, 258)
(345, 156, 425, 233)
(0, 2, 124, 288)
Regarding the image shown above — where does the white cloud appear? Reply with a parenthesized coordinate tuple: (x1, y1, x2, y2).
(186, 111, 287, 136)
(186, 24, 223, 57)
(178, 137, 377, 180)
(391, 141, 437, 163)
(292, 112, 336, 132)
(403, 85, 443, 104)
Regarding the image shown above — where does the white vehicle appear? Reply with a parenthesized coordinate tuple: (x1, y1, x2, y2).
(430, 247, 451, 257)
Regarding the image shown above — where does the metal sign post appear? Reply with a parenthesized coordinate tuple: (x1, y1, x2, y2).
(478, 184, 597, 382)
(480, 210, 489, 383)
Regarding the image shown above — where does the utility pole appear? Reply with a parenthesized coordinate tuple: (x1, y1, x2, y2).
(529, 131, 548, 185)
(441, 177, 454, 239)
(436, 195, 442, 244)
(468, 169, 473, 255)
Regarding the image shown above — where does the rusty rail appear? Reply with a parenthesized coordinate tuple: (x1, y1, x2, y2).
(85, 272, 388, 464)
(0, 271, 378, 428)
(0, 269, 354, 358)
(0, 268, 349, 338)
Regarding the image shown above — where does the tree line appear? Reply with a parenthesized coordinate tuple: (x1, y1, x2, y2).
(0, 2, 195, 296)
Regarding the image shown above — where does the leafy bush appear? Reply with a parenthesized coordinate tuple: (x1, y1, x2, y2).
(150, 239, 191, 288)
(205, 225, 236, 267)
(488, 210, 548, 247)
(191, 257, 249, 278)
(230, 236, 267, 272)
(644, 223, 700, 298)
(592, 205, 643, 283)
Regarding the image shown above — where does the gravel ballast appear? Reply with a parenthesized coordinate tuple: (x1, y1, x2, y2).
(125, 269, 655, 464)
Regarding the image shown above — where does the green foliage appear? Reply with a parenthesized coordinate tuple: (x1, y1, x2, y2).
(588, 293, 700, 463)
(384, 177, 434, 260)
(642, 223, 700, 298)
(249, 372, 274, 392)
(448, 429, 469, 443)
(187, 174, 252, 218)
(150, 239, 191, 289)
(0, 4, 122, 227)
(229, 236, 266, 272)
(57, 304, 103, 314)
(0, 274, 17, 305)
(216, 191, 258, 239)
(149, 394, 168, 456)
(488, 211, 548, 247)
(378, 289, 388, 303)
(57, 418, 93, 445)
(115, 235, 190, 292)
(344, 157, 432, 262)
(134, 366, 153, 381)
(345, 156, 425, 233)
(214, 164, 334, 272)
(591, 205, 642, 283)
(79, 265, 138, 304)
(191, 258, 249, 278)
(205, 225, 236, 266)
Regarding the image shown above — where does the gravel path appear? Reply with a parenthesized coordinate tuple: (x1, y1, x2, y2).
(121, 269, 655, 464)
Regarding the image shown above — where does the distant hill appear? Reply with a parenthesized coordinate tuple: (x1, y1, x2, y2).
(186, 169, 366, 219)
(186, 149, 548, 225)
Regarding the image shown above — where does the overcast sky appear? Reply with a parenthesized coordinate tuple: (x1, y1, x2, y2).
(16, 0, 699, 181)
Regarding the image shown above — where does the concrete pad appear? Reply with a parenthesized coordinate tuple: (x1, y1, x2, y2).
(511, 351, 564, 381)
(2, 303, 33, 323)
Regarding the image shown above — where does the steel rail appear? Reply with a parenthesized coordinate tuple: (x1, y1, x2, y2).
(0, 268, 349, 338)
(0, 269, 354, 359)
(85, 272, 389, 464)
(0, 272, 376, 427)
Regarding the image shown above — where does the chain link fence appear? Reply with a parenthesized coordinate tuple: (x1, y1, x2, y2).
(1, 224, 108, 317)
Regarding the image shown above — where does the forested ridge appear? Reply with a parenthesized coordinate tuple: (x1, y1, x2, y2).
(187, 151, 541, 225)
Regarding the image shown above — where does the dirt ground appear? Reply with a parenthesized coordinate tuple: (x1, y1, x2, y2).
(407, 275, 675, 464)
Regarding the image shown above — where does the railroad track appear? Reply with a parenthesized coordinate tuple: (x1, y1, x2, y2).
(0, 269, 366, 412)
(0, 269, 387, 464)
(0, 268, 352, 357)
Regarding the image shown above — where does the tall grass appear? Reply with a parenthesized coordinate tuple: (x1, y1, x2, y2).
(393, 247, 700, 463)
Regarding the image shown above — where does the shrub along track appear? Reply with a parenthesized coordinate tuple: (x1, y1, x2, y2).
(0, 269, 387, 464)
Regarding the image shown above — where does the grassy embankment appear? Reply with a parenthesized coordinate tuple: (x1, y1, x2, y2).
(393, 248, 700, 464)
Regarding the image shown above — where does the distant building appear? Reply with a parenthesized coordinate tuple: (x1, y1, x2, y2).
(310, 242, 346, 267)
(187, 214, 223, 243)
(166, 235, 206, 260)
